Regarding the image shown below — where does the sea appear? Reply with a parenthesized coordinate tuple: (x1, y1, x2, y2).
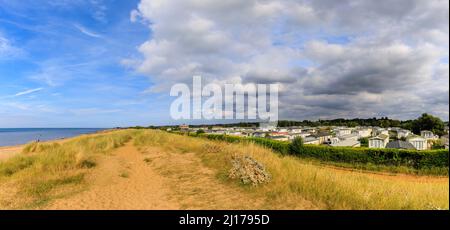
(0, 128, 106, 147)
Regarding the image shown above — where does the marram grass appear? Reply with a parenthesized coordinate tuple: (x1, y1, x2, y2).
(134, 130, 449, 210)
(0, 129, 448, 210)
(0, 130, 137, 209)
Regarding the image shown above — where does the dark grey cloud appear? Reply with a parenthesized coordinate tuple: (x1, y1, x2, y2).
(301, 42, 441, 95)
(128, 0, 449, 121)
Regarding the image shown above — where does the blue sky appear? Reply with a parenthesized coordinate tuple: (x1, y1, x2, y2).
(0, 0, 175, 127)
(1, 0, 448, 127)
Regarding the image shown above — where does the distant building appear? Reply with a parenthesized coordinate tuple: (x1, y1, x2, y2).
(330, 139, 361, 148)
(313, 132, 333, 145)
(302, 127, 317, 134)
(407, 135, 427, 151)
(441, 135, 449, 150)
(179, 124, 189, 131)
(335, 128, 352, 137)
(371, 127, 389, 137)
(268, 136, 290, 142)
(289, 133, 310, 140)
(339, 133, 359, 142)
(353, 128, 372, 138)
(369, 135, 389, 148)
(277, 128, 288, 133)
(228, 131, 244, 137)
(304, 136, 320, 145)
(386, 140, 416, 150)
(421, 130, 438, 140)
(329, 137, 340, 145)
(396, 129, 411, 139)
(270, 132, 289, 137)
(259, 122, 277, 132)
(289, 128, 302, 134)
(252, 132, 267, 138)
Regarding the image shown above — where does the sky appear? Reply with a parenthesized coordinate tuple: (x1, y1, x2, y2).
(0, 0, 449, 128)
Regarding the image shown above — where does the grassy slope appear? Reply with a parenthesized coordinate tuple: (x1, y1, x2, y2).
(0, 130, 137, 209)
(0, 129, 448, 210)
(187, 132, 449, 176)
(134, 130, 449, 210)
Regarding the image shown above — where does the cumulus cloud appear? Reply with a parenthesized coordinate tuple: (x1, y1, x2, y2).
(301, 41, 442, 95)
(127, 0, 449, 120)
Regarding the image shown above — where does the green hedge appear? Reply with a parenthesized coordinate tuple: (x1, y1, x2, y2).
(298, 145, 448, 169)
(183, 132, 449, 171)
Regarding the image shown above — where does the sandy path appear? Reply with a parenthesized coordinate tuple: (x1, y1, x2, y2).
(139, 147, 317, 210)
(46, 142, 179, 210)
(44, 141, 316, 210)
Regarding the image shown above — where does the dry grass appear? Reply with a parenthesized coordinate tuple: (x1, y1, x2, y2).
(0, 130, 137, 209)
(134, 130, 449, 210)
(1, 129, 447, 210)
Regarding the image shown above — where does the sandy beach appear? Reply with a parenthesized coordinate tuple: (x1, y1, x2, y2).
(0, 145, 23, 162)
(0, 129, 112, 162)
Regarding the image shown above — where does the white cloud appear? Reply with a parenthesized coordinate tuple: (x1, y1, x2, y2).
(127, 0, 449, 120)
(74, 24, 102, 38)
(89, 0, 108, 23)
(0, 35, 23, 59)
(14, 88, 43, 97)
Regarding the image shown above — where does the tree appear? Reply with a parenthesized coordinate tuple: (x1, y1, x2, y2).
(196, 129, 206, 135)
(291, 137, 304, 154)
(411, 113, 445, 136)
(359, 137, 369, 147)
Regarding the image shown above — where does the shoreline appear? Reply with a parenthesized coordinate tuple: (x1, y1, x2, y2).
(0, 129, 115, 162)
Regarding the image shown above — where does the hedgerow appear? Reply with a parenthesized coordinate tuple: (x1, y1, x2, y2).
(180, 132, 448, 172)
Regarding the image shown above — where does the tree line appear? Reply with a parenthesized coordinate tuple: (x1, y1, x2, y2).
(137, 113, 448, 137)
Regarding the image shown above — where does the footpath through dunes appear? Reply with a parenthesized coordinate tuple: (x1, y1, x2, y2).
(1, 130, 448, 210)
(45, 142, 177, 210)
(45, 141, 315, 210)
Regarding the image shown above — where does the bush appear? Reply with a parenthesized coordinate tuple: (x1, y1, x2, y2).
(296, 145, 449, 169)
(228, 155, 271, 186)
(290, 137, 304, 154)
(196, 129, 206, 135)
(247, 137, 291, 155)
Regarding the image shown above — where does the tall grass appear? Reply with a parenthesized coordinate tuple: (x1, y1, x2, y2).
(184, 132, 449, 175)
(1, 129, 447, 210)
(0, 130, 136, 209)
(134, 130, 449, 210)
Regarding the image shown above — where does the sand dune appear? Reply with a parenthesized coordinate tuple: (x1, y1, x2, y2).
(46, 143, 178, 210)
(44, 142, 301, 210)
(1, 130, 447, 210)
(0, 146, 22, 162)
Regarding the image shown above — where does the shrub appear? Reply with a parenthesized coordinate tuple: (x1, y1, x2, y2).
(228, 155, 271, 186)
(196, 129, 206, 135)
(290, 137, 304, 154)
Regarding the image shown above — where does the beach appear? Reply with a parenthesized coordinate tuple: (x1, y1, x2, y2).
(0, 145, 22, 162)
(0, 129, 448, 210)
(0, 128, 105, 147)
(0, 129, 115, 162)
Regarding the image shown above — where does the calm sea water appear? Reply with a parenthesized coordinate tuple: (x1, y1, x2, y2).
(0, 128, 105, 147)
